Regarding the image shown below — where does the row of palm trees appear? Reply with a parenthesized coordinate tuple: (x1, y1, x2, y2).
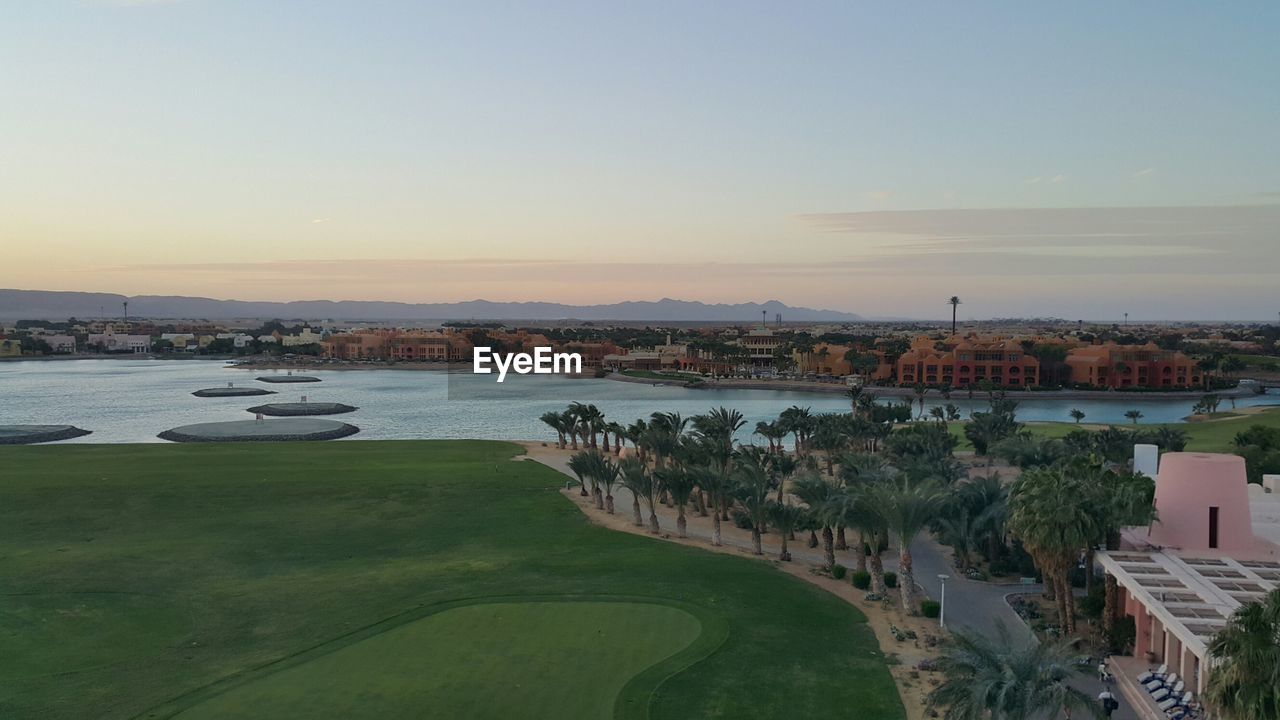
(547, 403, 959, 616)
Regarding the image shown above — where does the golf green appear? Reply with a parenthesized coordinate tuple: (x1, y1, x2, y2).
(176, 600, 702, 719)
(0, 441, 903, 720)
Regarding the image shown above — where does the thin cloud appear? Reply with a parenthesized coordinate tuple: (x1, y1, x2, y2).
(311, 217, 332, 224)
(1132, 167, 1156, 178)
(867, 190, 894, 202)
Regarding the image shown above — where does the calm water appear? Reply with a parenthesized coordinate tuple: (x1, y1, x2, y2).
(1, 359, 1277, 444)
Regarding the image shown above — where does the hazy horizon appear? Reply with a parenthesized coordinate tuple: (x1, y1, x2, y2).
(4, 2, 1278, 321)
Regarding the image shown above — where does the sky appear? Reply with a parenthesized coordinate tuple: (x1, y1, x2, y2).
(2, 1, 1279, 320)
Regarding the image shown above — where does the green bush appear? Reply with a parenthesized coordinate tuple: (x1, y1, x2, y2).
(831, 564, 847, 580)
(884, 572, 898, 588)
(851, 570, 871, 589)
(921, 600, 941, 618)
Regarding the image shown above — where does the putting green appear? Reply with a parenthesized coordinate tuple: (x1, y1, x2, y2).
(176, 600, 701, 720)
(0, 592, 190, 678)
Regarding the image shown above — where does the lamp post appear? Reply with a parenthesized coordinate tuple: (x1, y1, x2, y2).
(937, 574, 950, 628)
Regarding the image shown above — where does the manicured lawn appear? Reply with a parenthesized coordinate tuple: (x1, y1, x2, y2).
(0, 441, 902, 720)
(619, 369, 698, 382)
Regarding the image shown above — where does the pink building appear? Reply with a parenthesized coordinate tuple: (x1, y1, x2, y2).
(1098, 453, 1280, 715)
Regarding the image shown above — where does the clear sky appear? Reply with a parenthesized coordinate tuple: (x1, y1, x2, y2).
(3, 1, 1278, 320)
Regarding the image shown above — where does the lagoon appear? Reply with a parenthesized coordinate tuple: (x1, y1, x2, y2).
(1, 359, 1277, 444)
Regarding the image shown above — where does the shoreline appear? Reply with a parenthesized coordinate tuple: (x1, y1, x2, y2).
(607, 372, 1260, 401)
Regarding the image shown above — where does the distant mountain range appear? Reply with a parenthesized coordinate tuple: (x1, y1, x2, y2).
(0, 290, 863, 323)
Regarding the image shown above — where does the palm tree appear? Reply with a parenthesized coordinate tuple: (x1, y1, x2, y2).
(792, 473, 837, 569)
(1124, 409, 1143, 425)
(604, 421, 626, 455)
(768, 501, 805, 561)
(732, 450, 774, 555)
(597, 457, 620, 514)
(869, 479, 946, 613)
(618, 458, 650, 528)
(1207, 588, 1280, 720)
(541, 411, 568, 449)
(779, 405, 813, 455)
(948, 296, 962, 335)
(1007, 466, 1098, 635)
(1069, 408, 1085, 424)
(928, 623, 1097, 720)
(567, 450, 593, 499)
(657, 466, 695, 537)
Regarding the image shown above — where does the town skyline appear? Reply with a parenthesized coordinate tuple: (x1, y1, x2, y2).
(4, 2, 1279, 319)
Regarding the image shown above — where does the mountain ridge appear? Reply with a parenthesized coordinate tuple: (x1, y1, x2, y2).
(0, 289, 862, 322)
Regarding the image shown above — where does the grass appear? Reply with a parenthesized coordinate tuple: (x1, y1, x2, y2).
(941, 406, 1280, 453)
(0, 441, 902, 720)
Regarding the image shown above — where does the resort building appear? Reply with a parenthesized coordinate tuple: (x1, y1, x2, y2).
(87, 327, 151, 353)
(1098, 452, 1280, 715)
(1065, 342, 1201, 389)
(895, 335, 1040, 387)
(734, 325, 781, 366)
(281, 327, 324, 347)
(794, 342, 893, 381)
(387, 332, 473, 362)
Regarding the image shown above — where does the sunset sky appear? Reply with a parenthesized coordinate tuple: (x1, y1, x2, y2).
(3, 1, 1279, 320)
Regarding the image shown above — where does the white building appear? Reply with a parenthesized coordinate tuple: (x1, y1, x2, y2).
(88, 327, 151, 353)
(281, 327, 323, 347)
(44, 335, 76, 353)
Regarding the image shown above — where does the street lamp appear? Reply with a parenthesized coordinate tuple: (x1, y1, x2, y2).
(937, 574, 950, 628)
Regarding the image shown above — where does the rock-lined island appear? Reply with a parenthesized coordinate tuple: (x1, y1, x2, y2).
(0, 425, 93, 445)
(158, 418, 359, 443)
(245, 402, 357, 416)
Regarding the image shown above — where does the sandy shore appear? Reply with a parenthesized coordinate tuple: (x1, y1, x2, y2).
(521, 441, 942, 720)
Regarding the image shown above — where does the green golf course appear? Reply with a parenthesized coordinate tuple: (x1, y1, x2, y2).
(0, 441, 903, 720)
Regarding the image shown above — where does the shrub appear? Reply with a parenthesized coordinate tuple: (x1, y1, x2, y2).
(831, 564, 847, 580)
(851, 570, 871, 589)
(921, 600, 941, 618)
(730, 509, 754, 530)
(884, 572, 898, 588)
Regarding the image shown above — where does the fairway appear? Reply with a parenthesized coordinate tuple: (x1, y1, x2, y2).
(0, 441, 903, 720)
(177, 601, 702, 720)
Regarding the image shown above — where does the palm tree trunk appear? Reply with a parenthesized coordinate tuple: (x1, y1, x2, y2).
(1103, 574, 1118, 645)
(593, 487, 603, 509)
(601, 433, 611, 453)
(711, 512, 722, 546)
(779, 531, 790, 561)
(631, 497, 643, 527)
(807, 529, 818, 548)
(648, 509, 660, 534)
(822, 526, 835, 569)
(1084, 547, 1096, 597)
(869, 550, 887, 596)
(836, 525, 848, 550)
(676, 507, 687, 538)
(694, 491, 707, 517)
(751, 527, 762, 555)
(855, 532, 868, 573)
(605, 493, 614, 514)
(899, 546, 916, 614)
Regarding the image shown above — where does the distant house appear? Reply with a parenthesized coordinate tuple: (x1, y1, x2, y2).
(0, 339, 21, 357)
(281, 327, 323, 347)
(44, 335, 77, 354)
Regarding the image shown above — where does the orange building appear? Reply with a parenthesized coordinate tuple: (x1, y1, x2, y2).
(794, 343, 893, 381)
(896, 335, 1040, 388)
(1065, 342, 1201, 388)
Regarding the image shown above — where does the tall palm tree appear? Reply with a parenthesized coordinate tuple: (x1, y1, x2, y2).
(928, 623, 1097, 720)
(1124, 409, 1143, 424)
(1069, 408, 1085, 424)
(1007, 467, 1098, 635)
(733, 449, 774, 555)
(768, 501, 805, 561)
(779, 405, 813, 455)
(947, 296, 962, 335)
(869, 479, 946, 613)
(1207, 588, 1280, 720)
(597, 456, 620, 514)
(567, 450, 593, 499)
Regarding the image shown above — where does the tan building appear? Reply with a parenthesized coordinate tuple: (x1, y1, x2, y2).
(1066, 342, 1201, 389)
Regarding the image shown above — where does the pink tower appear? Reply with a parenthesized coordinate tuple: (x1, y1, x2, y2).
(1147, 453, 1254, 553)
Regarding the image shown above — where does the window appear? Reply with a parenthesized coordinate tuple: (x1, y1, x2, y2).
(1209, 506, 1219, 549)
